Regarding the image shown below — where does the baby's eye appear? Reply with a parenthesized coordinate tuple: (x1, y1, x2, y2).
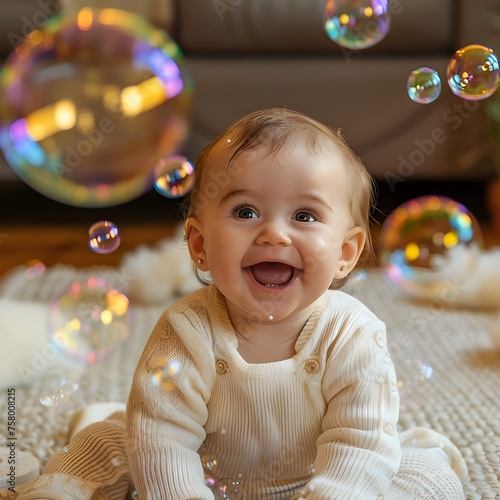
(234, 206, 257, 219)
(294, 211, 317, 222)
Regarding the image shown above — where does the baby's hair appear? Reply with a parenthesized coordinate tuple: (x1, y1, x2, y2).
(184, 107, 376, 288)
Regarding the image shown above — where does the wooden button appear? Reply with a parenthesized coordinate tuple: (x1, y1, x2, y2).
(304, 359, 319, 374)
(215, 359, 228, 374)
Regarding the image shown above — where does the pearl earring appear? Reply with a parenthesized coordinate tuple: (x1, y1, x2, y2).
(197, 258, 203, 264)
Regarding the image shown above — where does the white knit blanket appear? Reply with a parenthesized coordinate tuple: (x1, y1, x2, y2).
(0, 264, 498, 500)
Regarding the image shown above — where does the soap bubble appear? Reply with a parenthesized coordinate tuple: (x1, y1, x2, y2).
(154, 154, 195, 198)
(150, 358, 182, 391)
(39, 367, 81, 408)
(407, 67, 442, 104)
(378, 195, 483, 297)
(215, 478, 247, 500)
(0, 8, 193, 207)
(88, 220, 121, 254)
(344, 269, 368, 297)
(201, 453, 219, 473)
(204, 472, 217, 489)
(25, 258, 47, 278)
(50, 277, 131, 363)
(351, 270, 367, 285)
(397, 359, 434, 406)
(324, 0, 391, 50)
(447, 44, 500, 101)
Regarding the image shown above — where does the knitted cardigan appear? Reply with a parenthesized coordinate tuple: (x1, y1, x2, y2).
(125, 285, 401, 499)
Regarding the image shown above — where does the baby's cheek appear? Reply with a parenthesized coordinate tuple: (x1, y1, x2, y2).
(311, 235, 342, 263)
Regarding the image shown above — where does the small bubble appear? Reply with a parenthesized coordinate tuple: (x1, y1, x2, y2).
(407, 67, 442, 104)
(351, 269, 367, 285)
(154, 154, 195, 198)
(324, 0, 391, 50)
(447, 44, 500, 100)
(204, 472, 217, 489)
(201, 453, 218, 473)
(88, 220, 121, 254)
(150, 359, 182, 391)
(215, 477, 246, 499)
(25, 258, 46, 278)
(397, 359, 434, 406)
(39, 369, 80, 408)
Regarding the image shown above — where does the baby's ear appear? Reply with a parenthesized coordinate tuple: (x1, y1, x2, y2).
(184, 217, 207, 266)
(336, 226, 366, 278)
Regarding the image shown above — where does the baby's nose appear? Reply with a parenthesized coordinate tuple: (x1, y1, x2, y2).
(255, 220, 292, 246)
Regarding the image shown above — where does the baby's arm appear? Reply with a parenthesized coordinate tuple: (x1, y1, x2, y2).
(305, 314, 401, 499)
(125, 306, 216, 499)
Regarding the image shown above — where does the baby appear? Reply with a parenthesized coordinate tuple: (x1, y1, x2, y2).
(18, 108, 467, 499)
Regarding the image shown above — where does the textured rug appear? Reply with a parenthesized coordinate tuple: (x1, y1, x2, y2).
(0, 264, 499, 499)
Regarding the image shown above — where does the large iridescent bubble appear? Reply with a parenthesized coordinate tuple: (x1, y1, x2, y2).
(324, 0, 391, 50)
(0, 8, 193, 207)
(447, 44, 500, 101)
(49, 277, 132, 363)
(378, 196, 483, 297)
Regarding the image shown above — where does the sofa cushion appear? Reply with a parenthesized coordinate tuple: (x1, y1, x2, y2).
(182, 55, 493, 180)
(176, 0, 454, 56)
(456, 0, 500, 49)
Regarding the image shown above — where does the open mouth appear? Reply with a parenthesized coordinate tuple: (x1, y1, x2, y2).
(250, 262, 295, 288)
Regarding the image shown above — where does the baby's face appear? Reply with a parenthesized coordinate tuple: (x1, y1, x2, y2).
(188, 144, 361, 324)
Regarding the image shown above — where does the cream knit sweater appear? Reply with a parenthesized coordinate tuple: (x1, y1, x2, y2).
(125, 284, 405, 499)
(126, 285, 466, 500)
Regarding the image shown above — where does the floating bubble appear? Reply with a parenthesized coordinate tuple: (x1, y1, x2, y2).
(447, 44, 500, 101)
(201, 453, 218, 473)
(204, 472, 217, 489)
(25, 258, 47, 278)
(39, 367, 81, 408)
(150, 359, 182, 391)
(88, 220, 121, 254)
(215, 478, 247, 500)
(351, 269, 367, 286)
(0, 8, 193, 207)
(199, 442, 220, 487)
(154, 154, 195, 198)
(378, 195, 483, 297)
(407, 67, 442, 104)
(397, 359, 434, 406)
(49, 277, 131, 364)
(324, 0, 391, 50)
(344, 269, 368, 297)
(39, 378, 80, 408)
